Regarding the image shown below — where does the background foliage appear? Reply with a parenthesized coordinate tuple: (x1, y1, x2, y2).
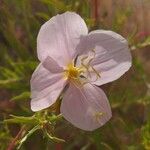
(0, 0, 150, 149)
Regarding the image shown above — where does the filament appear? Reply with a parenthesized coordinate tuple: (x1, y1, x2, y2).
(80, 49, 101, 82)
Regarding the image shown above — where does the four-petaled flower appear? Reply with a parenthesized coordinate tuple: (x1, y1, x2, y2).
(30, 12, 132, 131)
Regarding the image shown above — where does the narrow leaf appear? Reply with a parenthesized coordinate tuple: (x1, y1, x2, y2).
(46, 131, 65, 143)
(4, 115, 38, 125)
(11, 91, 30, 101)
(17, 125, 40, 149)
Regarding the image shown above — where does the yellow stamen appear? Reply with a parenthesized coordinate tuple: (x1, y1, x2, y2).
(80, 49, 101, 81)
(94, 112, 104, 123)
(64, 62, 83, 81)
(64, 49, 101, 85)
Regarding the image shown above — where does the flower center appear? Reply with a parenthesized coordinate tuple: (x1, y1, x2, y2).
(64, 49, 101, 85)
(64, 63, 83, 80)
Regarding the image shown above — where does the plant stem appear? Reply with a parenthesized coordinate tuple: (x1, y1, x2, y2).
(91, 0, 100, 25)
(7, 125, 26, 150)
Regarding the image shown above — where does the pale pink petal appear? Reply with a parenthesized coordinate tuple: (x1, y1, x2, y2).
(30, 59, 66, 111)
(77, 30, 132, 86)
(37, 12, 88, 67)
(60, 83, 112, 131)
(42, 56, 64, 73)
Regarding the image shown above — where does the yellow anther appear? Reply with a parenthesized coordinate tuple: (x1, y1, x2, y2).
(94, 112, 104, 123)
(64, 49, 101, 86)
(64, 63, 83, 80)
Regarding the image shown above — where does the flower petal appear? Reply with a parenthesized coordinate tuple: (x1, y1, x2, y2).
(42, 56, 64, 73)
(77, 30, 132, 85)
(30, 59, 66, 111)
(60, 83, 112, 131)
(37, 12, 88, 66)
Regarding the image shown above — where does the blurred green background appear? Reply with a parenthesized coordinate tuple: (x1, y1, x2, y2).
(0, 0, 150, 150)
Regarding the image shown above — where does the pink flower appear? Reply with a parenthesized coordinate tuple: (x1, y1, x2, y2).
(30, 12, 132, 131)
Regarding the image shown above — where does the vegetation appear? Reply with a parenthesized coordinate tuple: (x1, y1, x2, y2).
(0, 0, 150, 149)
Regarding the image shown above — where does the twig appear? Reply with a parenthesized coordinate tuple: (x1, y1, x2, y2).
(94, 0, 99, 23)
(91, 0, 100, 25)
(7, 125, 26, 150)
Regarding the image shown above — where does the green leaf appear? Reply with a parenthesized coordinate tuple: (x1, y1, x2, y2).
(41, 0, 70, 11)
(4, 115, 38, 125)
(48, 114, 63, 122)
(141, 121, 150, 149)
(36, 12, 50, 21)
(0, 79, 21, 86)
(131, 36, 150, 50)
(11, 91, 30, 101)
